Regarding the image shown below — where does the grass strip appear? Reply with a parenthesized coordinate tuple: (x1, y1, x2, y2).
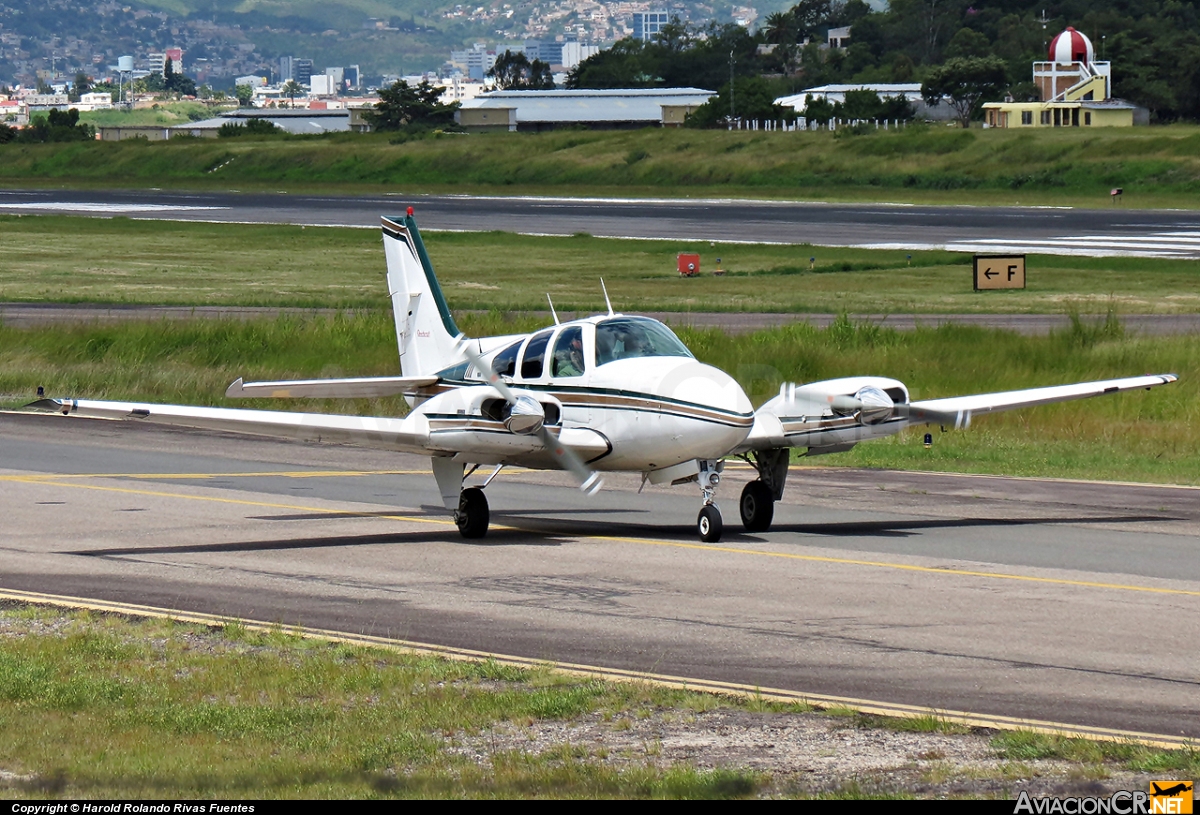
(4, 125, 1200, 207)
(1, 603, 1196, 799)
(2, 215, 1199, 315)
(1, 311, 1195, 485)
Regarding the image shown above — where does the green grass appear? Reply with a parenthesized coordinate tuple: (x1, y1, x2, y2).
(2, 215, 1199, 315)
(4, 125, 1200, 207)
(1, 604, 1193, 798)
(992, 731, 1200, 775)
(0, 604, 766, 798)
(78, 102, 219, 128)
(2, 310, 1195, 485)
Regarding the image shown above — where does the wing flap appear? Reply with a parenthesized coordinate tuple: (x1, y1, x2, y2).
(28, 398, 434, 454)
(225, 375, 439, 399)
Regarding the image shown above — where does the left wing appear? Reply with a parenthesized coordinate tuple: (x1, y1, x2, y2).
(905, 374, 1179, 429)
(741, 373, 1178, 453)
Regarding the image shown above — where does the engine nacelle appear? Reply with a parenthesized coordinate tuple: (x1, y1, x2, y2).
(764, 376, 910, 423)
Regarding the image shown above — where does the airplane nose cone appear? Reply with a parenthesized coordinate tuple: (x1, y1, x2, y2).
(659, 360, 753, 417)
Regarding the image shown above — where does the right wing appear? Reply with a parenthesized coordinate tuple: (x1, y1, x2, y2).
(225, 375, 439, 399)
(27, 398, 436, 454)
(25, 393, 608, 463)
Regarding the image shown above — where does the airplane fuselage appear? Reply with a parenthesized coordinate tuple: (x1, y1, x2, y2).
(415, 315, 755, 473)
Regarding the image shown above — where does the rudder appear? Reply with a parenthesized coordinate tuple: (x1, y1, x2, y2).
(382, 211, 462, 377)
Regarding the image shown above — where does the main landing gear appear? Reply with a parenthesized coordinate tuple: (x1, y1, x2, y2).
(456, 486, 489, 538)
(738, 480, 774, 532)
(737, 448, 789, 534)
(433, 457, 498, 539)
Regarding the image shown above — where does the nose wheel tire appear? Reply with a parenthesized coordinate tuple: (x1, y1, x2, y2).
(455, 487, 489, 539)
(697, 504, 723, 543)
(739, 480, 775, 532)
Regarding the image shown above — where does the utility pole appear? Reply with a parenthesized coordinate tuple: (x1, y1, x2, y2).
(729, 48, 735, 120)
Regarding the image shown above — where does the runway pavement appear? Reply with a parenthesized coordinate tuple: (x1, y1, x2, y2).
(2, 410, 1197, 740)
(4, 187, 1200, 259)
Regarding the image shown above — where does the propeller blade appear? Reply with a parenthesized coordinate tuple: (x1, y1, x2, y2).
(537, 425, 603, 495)
(453, 334, 604, 494)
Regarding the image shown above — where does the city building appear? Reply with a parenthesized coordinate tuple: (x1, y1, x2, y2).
(561, 42, 601, 70)
(632, 11, 671, 42)
(827, 26, 851, 49)
(101, 108, 351, 140)
(982, 27, 1146, 128)
(455, 87, 715, 132)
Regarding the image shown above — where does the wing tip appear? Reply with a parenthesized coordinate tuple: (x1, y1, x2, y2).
(24, 398, 71, 414)
(225, 378, 245, 398)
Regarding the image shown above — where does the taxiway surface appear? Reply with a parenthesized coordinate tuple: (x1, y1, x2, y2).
(4, 188, 1200, 258)
(2, 411, 1197, 739)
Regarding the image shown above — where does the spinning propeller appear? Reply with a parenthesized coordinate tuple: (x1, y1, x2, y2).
(454, 334, 603, 495)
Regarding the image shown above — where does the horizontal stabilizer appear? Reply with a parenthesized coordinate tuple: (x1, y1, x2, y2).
(225, 375, 439, 399)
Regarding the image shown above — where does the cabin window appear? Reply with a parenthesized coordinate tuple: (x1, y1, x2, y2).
(491, 340, 522, 378)
(1021, 111, 1032, 125)
(1040, 110, 1051, 125)
(520, 331, 553, 379)
(595, 318, 693, 365)
(551, 326, 585, 378)
(1085, 112, 1092, 125)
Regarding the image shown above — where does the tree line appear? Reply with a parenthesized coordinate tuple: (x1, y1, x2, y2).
(568, 0, 1200, 124)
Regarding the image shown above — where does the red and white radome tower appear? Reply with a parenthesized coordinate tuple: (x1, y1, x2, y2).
(1048, 26, 1094, 65)
(1036, 26, 1110, 102)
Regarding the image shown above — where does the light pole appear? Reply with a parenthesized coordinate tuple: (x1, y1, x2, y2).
(729, 48, 735, 120)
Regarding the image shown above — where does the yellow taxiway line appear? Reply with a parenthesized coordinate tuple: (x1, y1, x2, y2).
(9, 472, 1200, 598)
(0, 586, 1191, 751)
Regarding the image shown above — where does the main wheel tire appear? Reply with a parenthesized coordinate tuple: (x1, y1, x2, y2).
(739, 480, 775, 532)
(697, 504, 723, 543)
(455, 487, 489, 539)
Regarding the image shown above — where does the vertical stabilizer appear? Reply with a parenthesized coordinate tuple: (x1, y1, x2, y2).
(382, 211, 462, 377)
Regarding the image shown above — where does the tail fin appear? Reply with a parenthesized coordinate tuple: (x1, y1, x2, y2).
(382, 210, 462, 377)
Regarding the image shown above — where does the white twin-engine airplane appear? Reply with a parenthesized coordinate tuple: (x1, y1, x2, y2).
(33, 209, 1178, 543)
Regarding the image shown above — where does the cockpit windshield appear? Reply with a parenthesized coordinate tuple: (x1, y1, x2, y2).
(595, 318, 693, 366)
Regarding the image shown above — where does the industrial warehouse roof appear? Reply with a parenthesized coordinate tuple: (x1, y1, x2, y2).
(175, 109, 350, 136)
(459, 88, 715, 124)
(776, 84, 925, 107)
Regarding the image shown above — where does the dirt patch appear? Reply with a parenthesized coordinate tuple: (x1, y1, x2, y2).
(448, 709, 1153, 797)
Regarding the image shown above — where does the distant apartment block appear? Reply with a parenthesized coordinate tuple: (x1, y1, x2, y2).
(561, 42, 600, 70)
(632, 11, 671, 42)
(282, 58, 315, 86)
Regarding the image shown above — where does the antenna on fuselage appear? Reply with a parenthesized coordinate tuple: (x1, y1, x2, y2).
(600, 279, 614, 316)
(546, 293, 560, 325)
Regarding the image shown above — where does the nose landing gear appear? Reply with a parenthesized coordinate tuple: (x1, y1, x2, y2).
(696, 460, 724, 542)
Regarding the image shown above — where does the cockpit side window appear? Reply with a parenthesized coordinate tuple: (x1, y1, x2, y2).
(520, 330, 553, 379)
(595, 318, 693, 366)
(491, 341, 522, 378)
(551, 326, 585, 378)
